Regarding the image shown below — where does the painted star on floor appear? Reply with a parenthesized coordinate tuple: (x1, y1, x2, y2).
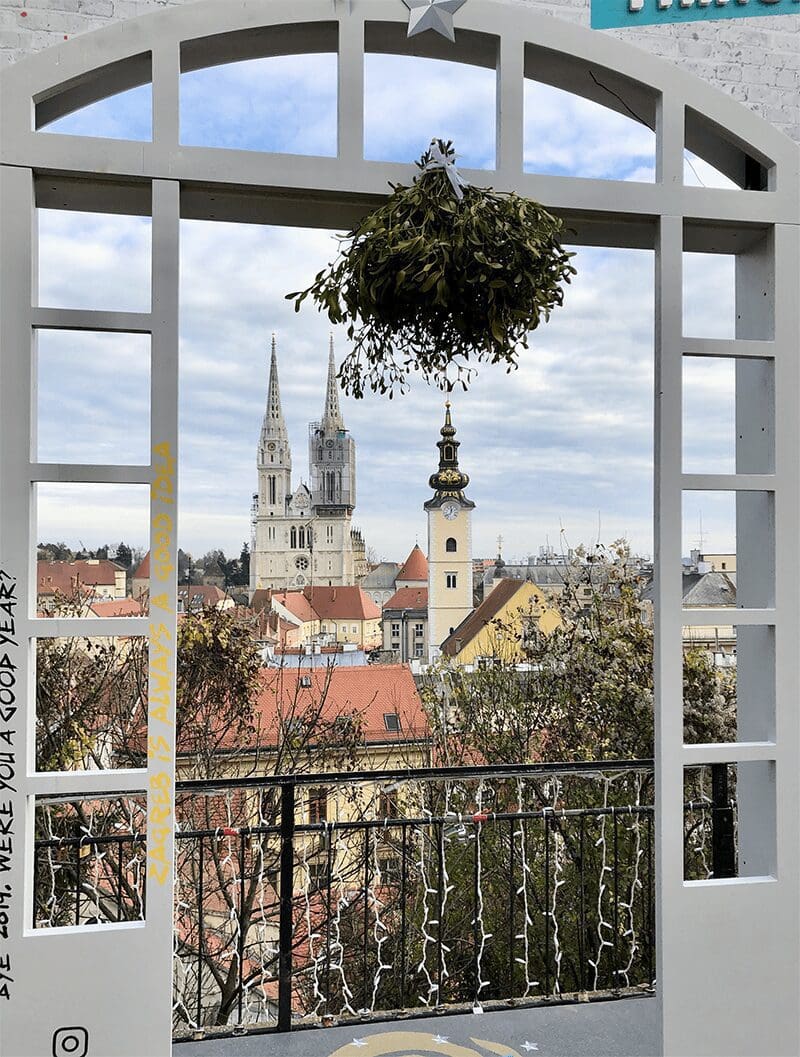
(403, 0, 469, 42)
(329, 1030, 526, 1056)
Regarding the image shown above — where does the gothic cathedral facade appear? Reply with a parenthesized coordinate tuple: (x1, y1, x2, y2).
(425, 404, 475, 659)
(250, 338, 367, 593)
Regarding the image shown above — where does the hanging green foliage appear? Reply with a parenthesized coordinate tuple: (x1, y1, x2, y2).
(287, 141, 576, 397)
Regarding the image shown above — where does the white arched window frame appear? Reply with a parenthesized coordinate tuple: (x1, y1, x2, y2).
(0, 2, 797, 1055)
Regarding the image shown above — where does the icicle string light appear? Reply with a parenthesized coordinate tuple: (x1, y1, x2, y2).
(618, 774, 643, 988)
(472, 779, 492, 1011)
(589, 776, 615, 990)
(514, 779, 539, 998)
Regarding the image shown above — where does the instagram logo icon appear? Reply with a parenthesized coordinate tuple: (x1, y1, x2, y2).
(52, 1027, 89, 1057)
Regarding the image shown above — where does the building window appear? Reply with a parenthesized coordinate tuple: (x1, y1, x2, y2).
(414, 643, 424, 657)
(299, 526, 305, 549)
(308, 861, 331, 889)
(444, 444, 454, 461)
(377, 856, 401, 885)
(446, 572, 457, 589)
(352, 625, 358, 634)
(290, 526, 297, 548)
(296, 556, 309, 571)
(391, 622, 400, 635)
(383, 713, 401, 733)
(268, 475, 276, 505)
(446, 537, 457, 552)
(299, 674, 312, 688)
(268, 526, 275, 541)
(308, 787, 328, 824)
(327, 525, 334, 544)
(379, 792, 399, 819)
(414, 623, 424, 637)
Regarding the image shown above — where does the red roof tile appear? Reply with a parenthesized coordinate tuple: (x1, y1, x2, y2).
(89, 598, 145, 618)
(384, 587, 428, 611)
(273, 586, 380, 622)
(397, 545, 428, 584)
(250, 664, 429, 747)
(133, 552, 150, 579)
(37, 559, 122, 597)
(178, 584, 227, 606)
(251, 589, 274, 613)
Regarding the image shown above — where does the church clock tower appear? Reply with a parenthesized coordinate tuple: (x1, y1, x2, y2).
(425, 403, 475, 660)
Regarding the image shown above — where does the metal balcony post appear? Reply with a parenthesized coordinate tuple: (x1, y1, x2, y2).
(710, 763, 735, 879)
(278, 781, 296, 1032)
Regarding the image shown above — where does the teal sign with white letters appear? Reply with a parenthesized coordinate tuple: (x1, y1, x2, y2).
(592, 0, 798, 29)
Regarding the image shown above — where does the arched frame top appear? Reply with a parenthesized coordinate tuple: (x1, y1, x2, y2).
(1, 0, 798, 243)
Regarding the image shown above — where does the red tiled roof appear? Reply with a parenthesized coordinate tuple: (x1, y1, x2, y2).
(251, 589, 273, 613)
(272, 590, 317, 623)
(397, 545, 428, 583)
(274, 586, 380, 622)
(37, 559, 122, 596)
(384, 587, 428, 611)
(178, 585, 227, 606)
(249, 664, 429, 747)
(89, 598, 145, 618)
(133, 552, 150, 579)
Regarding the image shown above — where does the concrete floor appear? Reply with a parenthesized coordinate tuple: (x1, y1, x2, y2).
(175, 995, 659, 1057)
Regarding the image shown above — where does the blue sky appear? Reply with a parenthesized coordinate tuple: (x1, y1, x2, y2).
(35, 51, 737, 564)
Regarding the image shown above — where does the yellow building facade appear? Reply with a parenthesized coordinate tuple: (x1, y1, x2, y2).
(441, 578, 562, 667)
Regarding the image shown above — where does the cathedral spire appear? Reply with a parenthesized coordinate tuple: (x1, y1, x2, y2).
(321, 336, 345, 433)
(263, 334, 288, 440)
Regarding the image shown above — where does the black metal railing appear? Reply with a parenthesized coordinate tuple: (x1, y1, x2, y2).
(32, 760, 737, 1041)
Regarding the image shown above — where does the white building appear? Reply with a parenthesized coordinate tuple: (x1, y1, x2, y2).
(250, 337, 367, 593)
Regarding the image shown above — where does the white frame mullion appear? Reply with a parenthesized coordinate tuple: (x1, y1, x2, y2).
(337, 12, 364, 168)
(653, 210, 684, 1053)
(31, 465, 151, 485)
(32, 308, 152, 333)
(682, 607, 777, 626)
(144, 177, 180, 1049)
(0, 161, 37, 998)
(496, 35, 524, 178)
(683, 336, 775, 360)
(30, 617, 149, 639)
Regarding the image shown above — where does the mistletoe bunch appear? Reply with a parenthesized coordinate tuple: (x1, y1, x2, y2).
(287, 141, 576, 397)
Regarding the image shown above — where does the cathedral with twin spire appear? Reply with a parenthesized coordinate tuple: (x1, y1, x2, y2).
(249, 337, 368, 593)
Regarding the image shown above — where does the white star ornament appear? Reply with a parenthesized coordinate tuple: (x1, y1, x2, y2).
(404, 0, 469, 43)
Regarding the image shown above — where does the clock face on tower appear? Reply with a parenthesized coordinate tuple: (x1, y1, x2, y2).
(442, 502, 459, 521)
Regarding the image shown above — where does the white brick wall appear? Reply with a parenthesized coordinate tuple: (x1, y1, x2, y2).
(0, 0, 797, 142)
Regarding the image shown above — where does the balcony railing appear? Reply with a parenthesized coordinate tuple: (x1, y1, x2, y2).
(32, 760, 737, 1042)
